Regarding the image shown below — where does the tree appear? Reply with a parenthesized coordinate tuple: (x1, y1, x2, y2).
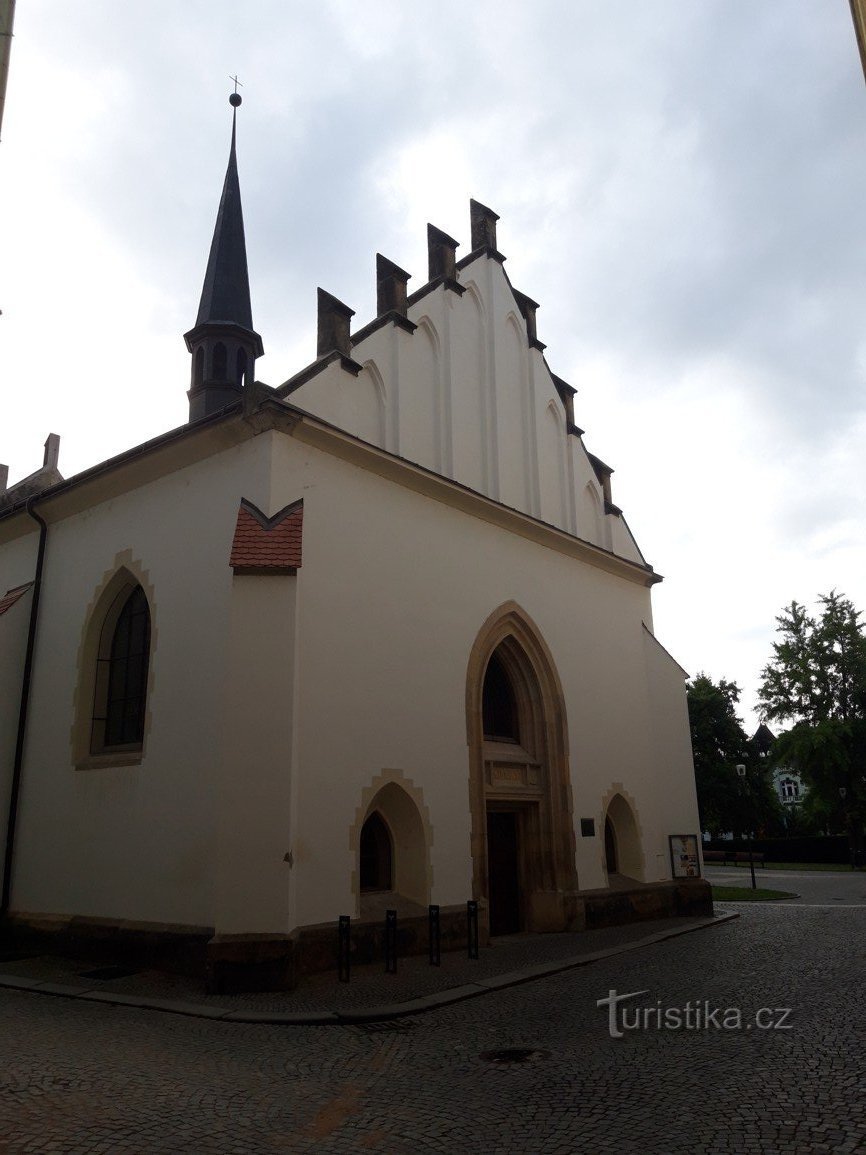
(687, 675, 780, 838)
(758, 592, 866, 860)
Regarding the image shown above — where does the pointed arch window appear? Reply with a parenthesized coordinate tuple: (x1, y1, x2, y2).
(194, 347, 205, 387)
(483, 649, 520, 743)
(91, 584, 151, 753)
(212, 342, 227, 381)
(236, 347, 248, 388)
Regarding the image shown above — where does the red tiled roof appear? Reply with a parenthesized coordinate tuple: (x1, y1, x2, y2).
(229, 499, 303, 574)
(0, 582, 33, 616)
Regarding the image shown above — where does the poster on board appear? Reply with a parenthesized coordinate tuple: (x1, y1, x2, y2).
(669, 834, 701, 878)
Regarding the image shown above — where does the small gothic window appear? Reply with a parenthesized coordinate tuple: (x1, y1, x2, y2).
(213, 342, 228, 381)
(236, 347, 248, 388)
(360, 812, 392, 891)
(483, 650, 520, 743)
(194, 347, 204, 386)
(92, 585, 151, 752)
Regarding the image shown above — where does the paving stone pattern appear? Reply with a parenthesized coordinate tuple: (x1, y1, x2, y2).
(0, 915, 709, 1014)
(1, 905, 864, 1153)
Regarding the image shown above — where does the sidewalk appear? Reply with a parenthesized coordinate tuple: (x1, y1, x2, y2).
(0, 911, 736, 1024)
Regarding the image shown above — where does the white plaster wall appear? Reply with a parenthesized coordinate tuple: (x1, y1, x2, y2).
(0, 416, 696, 937)
(610, 513, 646, 566)
(214, 572, 297, 934)
(0, 530, 40, 876)
(496, 314, 531, 513)
(399, 319, 441, 471)
(267, 433, 695, 930)
(637, 628, 701, 881)
(449, 285, 487, 494)
(0, 592, 33, 871)
(6, 435, 275, 928)
(285, 253, 645, 567)
(539, 402, 568, 530)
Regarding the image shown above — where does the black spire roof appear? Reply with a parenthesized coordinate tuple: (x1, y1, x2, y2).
(195, 109, 254, 331)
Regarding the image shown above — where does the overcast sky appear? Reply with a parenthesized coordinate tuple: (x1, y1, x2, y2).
(1, 1, 865, 730)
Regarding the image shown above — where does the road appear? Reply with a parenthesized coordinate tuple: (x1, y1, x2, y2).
(705, 863, 866, 905)
(1, 904, 864, 1153)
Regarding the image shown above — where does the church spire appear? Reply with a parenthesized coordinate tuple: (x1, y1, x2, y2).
(184, 87, 263, 422)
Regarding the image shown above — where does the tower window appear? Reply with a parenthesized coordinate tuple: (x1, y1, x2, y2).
(194, 347, 204, 386)
(236, 347, 248, 387)
(213, 342, 228, 381)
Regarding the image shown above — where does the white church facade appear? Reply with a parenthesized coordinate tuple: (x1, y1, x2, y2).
(0, 101, 707, 989)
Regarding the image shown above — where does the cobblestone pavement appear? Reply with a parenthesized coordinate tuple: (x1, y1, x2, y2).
(1, 905, 864, 1153)
(0, 915, 716, 1015)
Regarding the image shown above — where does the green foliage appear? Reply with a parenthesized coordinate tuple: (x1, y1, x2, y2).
(758, 592, 866, 849)
(687, 675, 782, 838)
(759, 592, 866, 726)
(710, 886, 796, 902)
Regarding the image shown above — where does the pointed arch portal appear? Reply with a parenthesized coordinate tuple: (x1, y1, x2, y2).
(466, 602, 578, 935)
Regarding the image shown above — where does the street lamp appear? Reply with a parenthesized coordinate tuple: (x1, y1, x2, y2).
(736, 764, 757, 890)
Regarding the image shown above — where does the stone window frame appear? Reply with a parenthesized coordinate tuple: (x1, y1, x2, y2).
(71, 551, 156, 771)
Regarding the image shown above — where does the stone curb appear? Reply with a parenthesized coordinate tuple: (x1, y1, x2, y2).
(0, 912, 738, 1025)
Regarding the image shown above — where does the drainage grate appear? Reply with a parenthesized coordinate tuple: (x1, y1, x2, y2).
(354, 1019, 417, 1034)
(77, 965, 140, 981)
(479, 1047, 549, 1065)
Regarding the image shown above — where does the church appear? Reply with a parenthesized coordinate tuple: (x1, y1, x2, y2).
(0, 97, 708, 989)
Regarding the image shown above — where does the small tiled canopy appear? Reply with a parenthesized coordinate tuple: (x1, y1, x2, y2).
(229, 499, 303, 575)
(0, 583, 33, 616)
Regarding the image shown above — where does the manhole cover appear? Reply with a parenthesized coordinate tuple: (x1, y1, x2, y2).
(479, 1047, 549, 1064)
(77, 965, 140, 981)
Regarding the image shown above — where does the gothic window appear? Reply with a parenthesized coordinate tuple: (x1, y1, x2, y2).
(92, 584, 151, 753)
(213, 342, 228, 381)
(483, 650, 520, 743)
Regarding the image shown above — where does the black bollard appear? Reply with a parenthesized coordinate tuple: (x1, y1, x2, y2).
(467, 900, 479, 960)
(428, 903, 441, 966)
(385, 909, 398, 974)
(338, 914, 351, 982)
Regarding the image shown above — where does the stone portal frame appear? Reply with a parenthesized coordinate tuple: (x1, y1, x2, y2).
(349, 770, 433, 918)
(71, 551, 157, 771)
(465, 601, 578, 930)
(600, 784, 646, 883)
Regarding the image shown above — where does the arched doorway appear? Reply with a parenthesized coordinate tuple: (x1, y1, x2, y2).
(604, 792, 644, 882)
(360, 812, 392, 891)
(355, 780, 430, 918)
(604, 816, 617, 874)
(466, 603, 578, 935)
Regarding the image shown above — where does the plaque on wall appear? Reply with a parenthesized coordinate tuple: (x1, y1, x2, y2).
(669, 834, 701, 878)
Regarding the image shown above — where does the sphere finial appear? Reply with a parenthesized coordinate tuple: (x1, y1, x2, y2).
(229, 92, 242, 108)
